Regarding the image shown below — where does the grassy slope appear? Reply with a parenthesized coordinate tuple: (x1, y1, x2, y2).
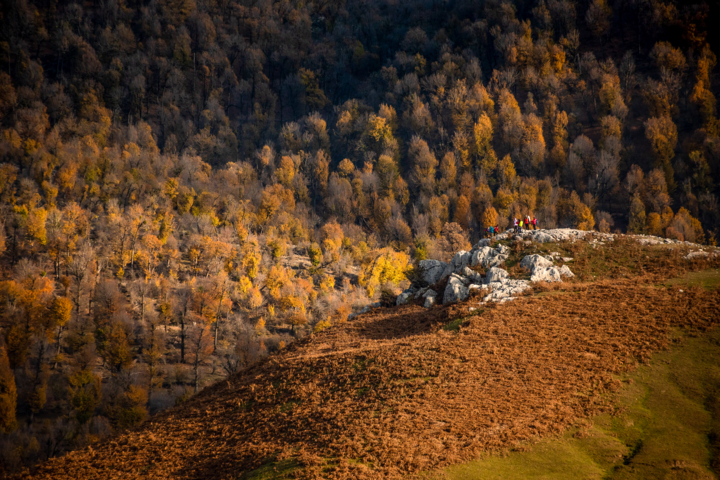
(438, 272, 720, 480)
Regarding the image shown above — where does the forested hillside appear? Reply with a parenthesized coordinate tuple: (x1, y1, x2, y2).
(0, 0, 719, 473)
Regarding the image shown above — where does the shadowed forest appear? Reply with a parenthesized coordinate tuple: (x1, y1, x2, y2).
(0, 0, 719, 473)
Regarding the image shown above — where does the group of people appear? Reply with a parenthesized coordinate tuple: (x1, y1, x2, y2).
(484, 215, 539, 238)
(485, 224, 501, 237)
(514, 215, 538, 233)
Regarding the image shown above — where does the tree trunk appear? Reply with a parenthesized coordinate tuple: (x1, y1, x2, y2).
(180, 306, 187, 363)
(214, 320, 219, 353)
(194, 358, 199, 394)
(53, 326, 63, 369)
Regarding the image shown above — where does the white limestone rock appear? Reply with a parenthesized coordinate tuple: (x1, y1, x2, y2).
(422, 289, 438, 308)
(526, 228, 591, 244)
(461, 266, 483, 283)
(468, 284, 488, 292)
(441, 250, 472, 278)
(530, 266, 562, 282)
(482, 279, 531, 303)
(396, 290, 413, 306)
(559, 265, 575, 278)
(443, 274, 470, 304)
(413, 287, 429, 299)
(685, 250, 710, 260)
(418, 259, 448, 285)
(520, 254, 554, 270)
(471, 247, 493, 267)
(485, 267, 509, 284)
(472, 245, 509, 268)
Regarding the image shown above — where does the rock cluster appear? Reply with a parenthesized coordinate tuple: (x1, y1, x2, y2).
(395, 226, 720, 310)
(397, 231, 577, 308)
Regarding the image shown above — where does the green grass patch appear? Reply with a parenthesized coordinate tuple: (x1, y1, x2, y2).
(237, 458, 300, 479)
(351, 359, 368, 371)
(432, 326, 720, 479)
(279, 400, 299, 413)
(443, 318, 465, 332)
(534, 290, 574, 298)
(662, 269, 720, 290)
(444, 313, 481, 332)
(356, 387, 370, 396)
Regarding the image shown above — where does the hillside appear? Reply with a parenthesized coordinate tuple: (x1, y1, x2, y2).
(17, 231, 720, 479)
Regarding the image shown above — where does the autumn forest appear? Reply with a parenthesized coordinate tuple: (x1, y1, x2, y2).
(0, 0, 719, 473)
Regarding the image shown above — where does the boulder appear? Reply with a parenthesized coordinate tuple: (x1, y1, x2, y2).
(520, 254, 553, 270)
(443, 274, 470, 304)
(482, 279, 531, 303)
(471, 247, 494, 267)
(461, 266, 483, 283)
(423, 288, 438, 298)
(441, 250, 472, 278)
(530, 266, 562, 282)
(475, 239, 491, 248)
(486, 254, 509, 268)
(413, 287, 429, 299)
(469, 284, 488, 292)
(485, 267, 509, 284)
(472, 246, 509, 268)
(685, 250, 710, 260)
(424, 295, 436, 308)
(418, 259, 448, 285)
(527, 228, 590, 244)
(559, 265, 575, 278)
(529, 231, 554, 243)
(422, 289, 437, 308)
(396, 290, 413, 306)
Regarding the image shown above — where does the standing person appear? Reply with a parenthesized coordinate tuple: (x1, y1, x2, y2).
(532, 216, 538, 230)
(525, 215, 531, 229)
(513, 217, 519, 233)
(519, 218, 524, 231)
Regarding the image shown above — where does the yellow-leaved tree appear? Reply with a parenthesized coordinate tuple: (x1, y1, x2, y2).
(481, 206, 498, 230)
(359, 248, 411, 298)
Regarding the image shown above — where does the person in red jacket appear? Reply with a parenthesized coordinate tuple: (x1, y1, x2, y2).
(532, 216, 538, 230)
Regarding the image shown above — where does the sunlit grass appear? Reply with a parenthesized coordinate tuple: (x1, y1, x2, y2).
(432, 326, 720, 479)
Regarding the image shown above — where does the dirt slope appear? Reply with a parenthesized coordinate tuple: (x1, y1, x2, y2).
(18, 273, 720, 479)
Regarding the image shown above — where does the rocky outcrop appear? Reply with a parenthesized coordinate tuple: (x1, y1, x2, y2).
(395, 227, 720, 312)
(403, 235, 579, 307)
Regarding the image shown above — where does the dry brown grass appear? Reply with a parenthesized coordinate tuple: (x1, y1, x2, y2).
(19, 272, 720, 480)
